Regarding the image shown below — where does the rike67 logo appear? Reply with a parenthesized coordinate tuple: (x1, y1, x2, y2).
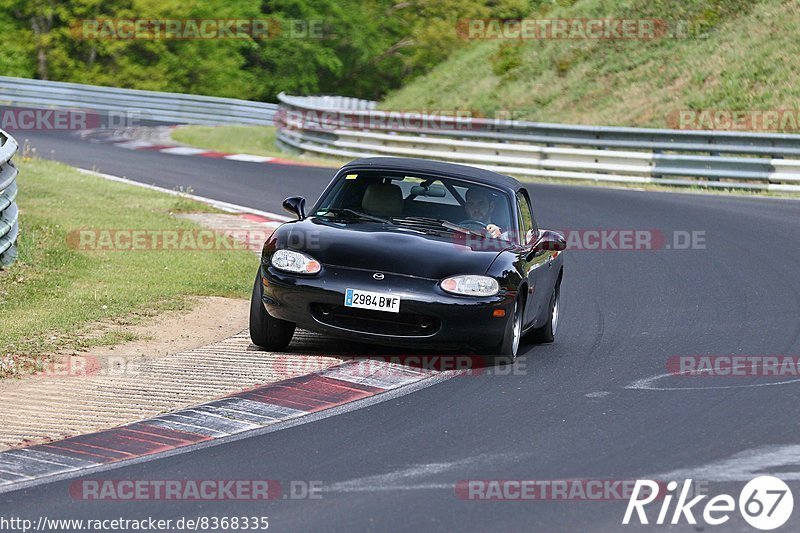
(623, 476, 794, 530)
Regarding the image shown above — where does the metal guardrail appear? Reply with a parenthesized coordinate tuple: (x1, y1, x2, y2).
(2, 77, 798, 192)
(276, 93, 800, 192)
(277, 94, 376, 111)
(0, 129, 19, 267)
(0, 76, 277, 126)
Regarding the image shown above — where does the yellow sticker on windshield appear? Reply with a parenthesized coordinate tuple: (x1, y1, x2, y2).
(345, 174, 358, 180)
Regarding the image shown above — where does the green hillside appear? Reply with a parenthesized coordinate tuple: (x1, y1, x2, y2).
(381, 0, 800, 128)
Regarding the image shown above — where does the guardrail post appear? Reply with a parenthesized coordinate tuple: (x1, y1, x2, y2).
(652, 149, 662, 180)
(709, 150, 721, 181)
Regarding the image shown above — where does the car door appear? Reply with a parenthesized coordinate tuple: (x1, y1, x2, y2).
(516, 191, 548, 328)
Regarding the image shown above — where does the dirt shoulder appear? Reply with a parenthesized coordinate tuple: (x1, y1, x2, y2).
(73, 296, 249, 362)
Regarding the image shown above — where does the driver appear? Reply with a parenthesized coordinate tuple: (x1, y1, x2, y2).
(464, 187, 504, 239)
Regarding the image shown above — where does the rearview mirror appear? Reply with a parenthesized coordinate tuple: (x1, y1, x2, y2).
(410, 185, 446, 197)
(527, 230, 566, 260)
(283, 196, 306, 220)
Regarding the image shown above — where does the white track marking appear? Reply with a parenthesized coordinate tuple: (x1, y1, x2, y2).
(653, 445, 800, 482)
(324, 453, 525, 493)
(113, 140, 155, 150)
(1, 449, 97, 468)
(223, 154, 276, 162)
(626, 359, 800, 391)
(158, 146, 208, 156)
(321, 361, 435, 390)
(626, 370, 800, 391)
(179, 409, 262, 432)
(145, 418, 229, 438)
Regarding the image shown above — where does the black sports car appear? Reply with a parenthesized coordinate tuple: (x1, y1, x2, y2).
(250, 157, 565, 363)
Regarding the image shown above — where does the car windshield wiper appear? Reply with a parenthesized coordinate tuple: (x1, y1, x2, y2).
(317, 208, 391, 224)
(391, 216, 487, 239)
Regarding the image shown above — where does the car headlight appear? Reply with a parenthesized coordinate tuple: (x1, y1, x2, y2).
(440, 275, 499, 297)
(271, 249, 321, 274)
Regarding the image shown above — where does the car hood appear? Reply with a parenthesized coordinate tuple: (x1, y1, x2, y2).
(269, 217, 509, 279)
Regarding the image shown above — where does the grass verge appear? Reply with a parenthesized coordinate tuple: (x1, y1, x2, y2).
(381, 0, 799, 129)
(170, 125, 342, 168)
(0, 157, 257, 377)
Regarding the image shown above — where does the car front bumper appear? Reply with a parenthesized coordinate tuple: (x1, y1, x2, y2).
(260, 263, 515, 352)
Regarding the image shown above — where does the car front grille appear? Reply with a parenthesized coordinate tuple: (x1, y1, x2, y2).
(310, 304, 440, 337)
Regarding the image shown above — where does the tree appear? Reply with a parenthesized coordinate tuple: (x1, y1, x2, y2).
(0, 0, 533, 100)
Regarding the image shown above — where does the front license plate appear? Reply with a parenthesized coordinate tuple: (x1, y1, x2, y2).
(344, 288, 400, 313)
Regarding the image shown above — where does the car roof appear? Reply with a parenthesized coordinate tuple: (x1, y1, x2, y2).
(340, 157, 525, 195)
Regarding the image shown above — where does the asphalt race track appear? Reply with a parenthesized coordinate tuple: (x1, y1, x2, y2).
(3, 126, 800, 531)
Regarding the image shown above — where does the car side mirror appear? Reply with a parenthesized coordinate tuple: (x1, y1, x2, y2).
(526, 230, 566, 260)
(283, 196, 306, 220)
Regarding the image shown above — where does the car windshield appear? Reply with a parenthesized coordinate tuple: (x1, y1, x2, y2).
(314, 171, 515, 240)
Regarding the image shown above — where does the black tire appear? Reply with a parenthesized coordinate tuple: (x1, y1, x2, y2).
(250, 269, 296, 350)
(529, 280, 560, 344)
(484, 295, 523, 366)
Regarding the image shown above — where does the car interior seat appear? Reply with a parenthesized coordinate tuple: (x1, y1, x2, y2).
(362, 183, 403, 217)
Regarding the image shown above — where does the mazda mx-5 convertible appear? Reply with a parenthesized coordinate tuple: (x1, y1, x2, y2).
(250, 157, 565, 363)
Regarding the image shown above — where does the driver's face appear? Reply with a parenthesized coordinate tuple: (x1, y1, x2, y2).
(465, 192, 494, 221)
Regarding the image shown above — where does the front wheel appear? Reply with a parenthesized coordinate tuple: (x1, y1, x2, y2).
(529, 280, 560, 344)
(250, 268, 296, 350)
(484, 296, 523, 366)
